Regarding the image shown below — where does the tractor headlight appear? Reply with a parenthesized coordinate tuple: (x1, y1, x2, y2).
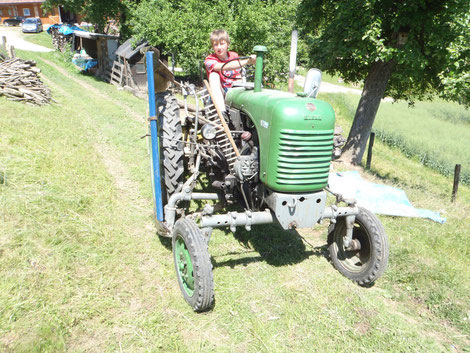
(201, 123, 217, 140)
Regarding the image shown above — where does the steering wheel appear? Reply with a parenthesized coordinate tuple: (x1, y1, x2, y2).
(220, 56, 253, 80)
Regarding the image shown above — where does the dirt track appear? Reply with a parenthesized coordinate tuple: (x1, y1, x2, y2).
(0, 26, 52, 52)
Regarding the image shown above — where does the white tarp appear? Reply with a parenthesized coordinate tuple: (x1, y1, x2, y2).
(328, 171, 446, 223)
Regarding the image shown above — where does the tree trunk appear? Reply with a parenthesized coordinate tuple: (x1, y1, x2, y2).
(342, 59, 396, 164)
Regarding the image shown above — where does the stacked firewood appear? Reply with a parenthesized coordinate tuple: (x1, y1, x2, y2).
(0, 58, 52, 105)
(49, 27, 72, 52)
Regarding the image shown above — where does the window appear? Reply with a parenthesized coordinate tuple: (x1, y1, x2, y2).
(23, 8, 30, 16)
(8, 9, 12, 16)
(136, 62, 146, 74)
(0, 10, 3, 16)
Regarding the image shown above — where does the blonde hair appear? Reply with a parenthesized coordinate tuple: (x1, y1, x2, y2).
(210, 29, 230, 45)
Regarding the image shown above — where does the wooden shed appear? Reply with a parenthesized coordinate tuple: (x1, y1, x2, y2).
(111, 39, 150, 90)
(72, 31, 119, 79)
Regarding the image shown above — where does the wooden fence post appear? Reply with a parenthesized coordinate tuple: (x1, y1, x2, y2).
(451, 164, 461, 202)
(8, 45, 15, 59)
(366, 132, 375, 169)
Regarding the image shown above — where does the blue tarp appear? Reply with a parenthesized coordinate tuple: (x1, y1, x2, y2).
(47, 24, 86, 36)
(72, 56, 97, 71)
(328, 171, 446, 223)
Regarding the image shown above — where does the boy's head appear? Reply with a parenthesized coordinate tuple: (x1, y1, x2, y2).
(210, 29, 230, 60)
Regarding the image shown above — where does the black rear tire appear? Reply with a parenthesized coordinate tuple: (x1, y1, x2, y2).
(156, 92, 184, 205)
(172, 218, 214, 312)
(328, 207, 389, 286)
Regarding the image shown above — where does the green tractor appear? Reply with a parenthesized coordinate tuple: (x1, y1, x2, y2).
(145, 46, 389, 312)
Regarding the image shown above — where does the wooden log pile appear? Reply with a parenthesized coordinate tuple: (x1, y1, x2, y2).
(0, 58, 52, 105)
(49, 27, 72, 52)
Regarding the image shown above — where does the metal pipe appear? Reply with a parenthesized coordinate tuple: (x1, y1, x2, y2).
(164, 192, 220, 228)
(321, 205, 360, 220)
(146, 51, 164, 222)
(253, 45, 267, 93)
(288, 29, 298, 93)
(343, 215, 356, 248)
(201, 210, 274, 232)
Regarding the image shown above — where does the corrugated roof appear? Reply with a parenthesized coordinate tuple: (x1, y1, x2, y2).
(115, 38, 148, 60)
(74, 31, 119, 40)
(0, 0, 45, 4)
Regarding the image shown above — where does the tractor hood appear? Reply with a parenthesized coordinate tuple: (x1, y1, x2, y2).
(226, 87, 336, 192)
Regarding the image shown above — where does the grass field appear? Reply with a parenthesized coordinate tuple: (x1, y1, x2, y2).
(323, 93, 470, 185)
(1, 49, 469, 352)
(20, 30, 55, 50)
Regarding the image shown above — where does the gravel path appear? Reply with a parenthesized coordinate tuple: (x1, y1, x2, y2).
(295, 73, 393, 102)
(0, 26, 52, 52)
(295, 74, 363, 95)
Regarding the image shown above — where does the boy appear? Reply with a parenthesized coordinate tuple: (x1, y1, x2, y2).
(204, 29, 256, 112)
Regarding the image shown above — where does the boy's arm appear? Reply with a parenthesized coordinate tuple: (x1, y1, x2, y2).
(212, 55, 256, 72)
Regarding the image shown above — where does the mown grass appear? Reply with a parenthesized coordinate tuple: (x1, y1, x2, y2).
(0, 49, 469, 352)
(20, 30, 55, 50)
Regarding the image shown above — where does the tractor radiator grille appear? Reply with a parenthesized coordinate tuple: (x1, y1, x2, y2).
(276, 129, 334, 185)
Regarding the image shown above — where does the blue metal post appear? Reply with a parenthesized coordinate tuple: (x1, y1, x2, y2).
(146, 51, 164, 221)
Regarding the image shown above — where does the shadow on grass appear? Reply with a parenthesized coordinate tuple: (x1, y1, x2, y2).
(158, 235, 172, 250)
(212, 223, 329, 268)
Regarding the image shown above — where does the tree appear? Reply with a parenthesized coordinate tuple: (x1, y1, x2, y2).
(298, 0, 470, 164)
(42, 0, 128, 33)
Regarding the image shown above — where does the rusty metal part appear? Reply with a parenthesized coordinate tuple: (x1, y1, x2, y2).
(241, 131, 252, 141)
(346, 239, 361, 251)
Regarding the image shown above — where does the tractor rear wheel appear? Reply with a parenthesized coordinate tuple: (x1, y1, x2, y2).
(172, 218, 214, 312)
(328, 207, 389, 286)
(156, 92, 184, 205)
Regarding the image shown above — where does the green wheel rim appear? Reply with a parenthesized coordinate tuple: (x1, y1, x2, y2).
(175, 236, 195, 296)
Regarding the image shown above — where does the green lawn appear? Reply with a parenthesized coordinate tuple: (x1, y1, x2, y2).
(0, 49, 469, 352)
(20, 29, 55, 50)
(323, 92, 470, 185)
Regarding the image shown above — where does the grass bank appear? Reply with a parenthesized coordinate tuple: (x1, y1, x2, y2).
(325, 93, 470, 186)
(0, 49, 469, 352)
(20, 30, 54, 50)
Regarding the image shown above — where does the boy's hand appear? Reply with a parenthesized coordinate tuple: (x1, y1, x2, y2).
(247, 55, 256, 65)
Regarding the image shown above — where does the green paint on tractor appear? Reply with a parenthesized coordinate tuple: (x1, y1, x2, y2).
(226, 88, 335, 192)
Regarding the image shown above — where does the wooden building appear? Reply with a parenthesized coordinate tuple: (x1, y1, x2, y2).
(0, 0, 80, 25)
(72, 30, 119, 79)
(111, 38, 149, 90)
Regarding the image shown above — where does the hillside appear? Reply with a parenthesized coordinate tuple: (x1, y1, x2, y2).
(1, 49, 469, 352)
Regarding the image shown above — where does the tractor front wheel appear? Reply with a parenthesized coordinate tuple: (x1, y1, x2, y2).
(328, 207, 389, 286)
(172, 218, 214, 312)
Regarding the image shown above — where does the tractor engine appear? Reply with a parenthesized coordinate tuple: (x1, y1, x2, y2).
(199, 85, 336, 225)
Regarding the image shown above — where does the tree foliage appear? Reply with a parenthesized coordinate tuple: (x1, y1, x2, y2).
(297, 0, 470, 163)
(42, 0, 128, 32)
(128, 0, 305, 82)
(298, 0, 470, 105)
